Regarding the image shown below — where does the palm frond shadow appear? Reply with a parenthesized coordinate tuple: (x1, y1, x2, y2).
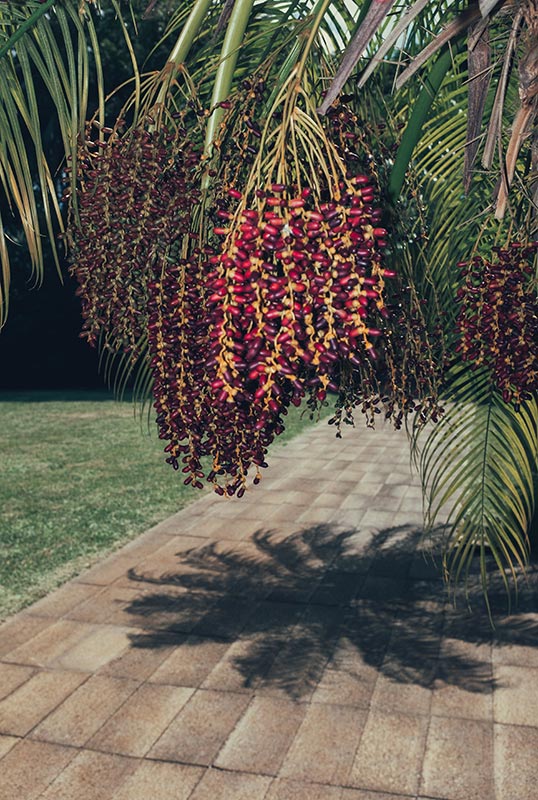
(122, 523, 538, 700)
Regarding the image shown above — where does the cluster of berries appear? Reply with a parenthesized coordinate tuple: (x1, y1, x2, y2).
(70, 103, 443, 495)
(69, 123, 200, 358)
(146, 176, 392, 493)
(456, 241, 538, 406)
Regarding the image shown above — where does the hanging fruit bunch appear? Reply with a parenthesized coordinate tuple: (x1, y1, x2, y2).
(456, 240, 538, 406)
(147, 72, 444, 494)
(318, 98, 445, 431)
(68, 116, 202, 360)
(69, 67, 444, 496)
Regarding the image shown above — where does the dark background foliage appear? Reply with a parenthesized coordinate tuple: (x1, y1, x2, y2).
(0, 0, 173, 388)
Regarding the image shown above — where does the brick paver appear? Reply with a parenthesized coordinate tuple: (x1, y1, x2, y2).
(1, 421, 537, 798)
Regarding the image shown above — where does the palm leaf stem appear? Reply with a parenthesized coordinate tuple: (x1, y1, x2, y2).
(155, 0, 214, 106)
(295, 0, 332, 79)
(261, 0, 333, 117)
(203, 0, 256, 170)
(388, 40, 464, 201)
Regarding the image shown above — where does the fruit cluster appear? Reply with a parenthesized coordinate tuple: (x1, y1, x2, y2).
(456, 241, 538, 405)
(70, 91, 444, 494)
(145, 175, 392, 493)
(69, 122, 200, 358)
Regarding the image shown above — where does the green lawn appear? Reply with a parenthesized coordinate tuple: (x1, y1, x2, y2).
(0, 391, 330, 620)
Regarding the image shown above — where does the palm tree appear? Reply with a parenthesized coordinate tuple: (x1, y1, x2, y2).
(1, 0, 536, 606)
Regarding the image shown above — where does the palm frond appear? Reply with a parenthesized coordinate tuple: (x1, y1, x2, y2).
(0, 0, 129, 325)
(412, 361, 537, 602)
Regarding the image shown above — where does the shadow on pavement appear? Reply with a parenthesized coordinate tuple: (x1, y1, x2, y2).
(122, 523, 538, 699)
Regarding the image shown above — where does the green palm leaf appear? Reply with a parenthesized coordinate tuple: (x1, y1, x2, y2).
(412, 360, 537, 603)
(0, 0, 142, 326)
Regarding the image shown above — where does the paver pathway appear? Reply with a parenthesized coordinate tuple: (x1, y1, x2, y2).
(0, 420, 537, 799)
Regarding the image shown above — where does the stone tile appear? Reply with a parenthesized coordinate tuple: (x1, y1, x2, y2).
(315, 492, 347, 509)
(210, 518, 265, 541)
(280, 703, 366, 785)
(65, 585, 143, 624)
(27, 582, 102, 619)
(432, 675, 493, 721)
(366, 495, 403, 512)
(0, 669, 86, 736)
(409, 554, 443, 580)
(437, 637, 492, 685)
(88, 683, 193, 756)
(341, 791, 414, 800)
(421, 716, 494, 800)
(116, 528, 174, 555)
(322, 480, 364, 496)
(215, 697, 306, 776)
(266, 580, 319, 605)
(398, 496, 423, 513)
(296, 507, 340, 525)
(349, 710, 428, 796)
(401, 484, 422, 500)
(0, 614, 51, 658)
(235, 503, 288, 523)
(335, 605, 393, 667)
(359, 510, 405, 528)
(356, 575, 409, 604)
(263, 505, 304, 524)
(50, 625, 133, 671)
(389, 474, 421, 489)
(2, 620, 96, 667)
(493, 665, 538, 726)
(336, 465, 367, 481)
(370, 672, 433, 716)
(112, 761, 204, 800)
(0, 663, 34, 701)
(206, 501, 255, 520)
(312, 665, 377, 708)
(149, 689, 251, 765)
(266, 779, 343, 800)
(327, 543, 373, 574)
(75, 555, 142, 586)
(492, 642, 538, 668)
(190, 769, 272, 799)
(376, 483, 410, 499)
(193, 597, 258, 640)
(267, 491, 314, 507)
(39, 750, 138, 800)
(145, 515, 204, 537)
(492, 614, 538, 667)
(310, 571, 363, 606)
(254, 606, 340, 701)
(30, 675, 138, 746)
(98, 638, 176, 681)
(149, 636, 231, 687)
(277, 477, 322, 494)
(115, 589, 216, 634)
(0, 735, 19, 759)
(244, 598, 306, 638)
(110, 535, 204, 582)
(182, 517, 234, 539)
(494, 723, 538, 800)
(0, 739, 76, 800)
(201, 638, 260, 694)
